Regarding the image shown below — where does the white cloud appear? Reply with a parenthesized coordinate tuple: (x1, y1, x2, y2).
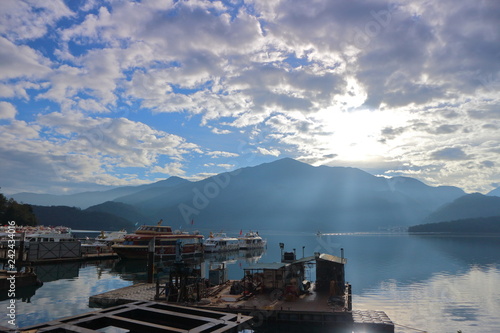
(0, 0, 73, 40)
(0, 37, 51, 80)
(0, 102, 17, 119)
(206, 151, 239, 158)
(256, 147, 280, 157)
(150, 162, 185, 176)
(1, 0, 500, 194)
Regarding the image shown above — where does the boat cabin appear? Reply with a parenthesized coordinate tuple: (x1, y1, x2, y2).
(135, 225, 173, 234)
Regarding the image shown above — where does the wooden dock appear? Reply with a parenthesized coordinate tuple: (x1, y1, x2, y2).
(89, 282, 394, 332)
(19, 300, 252, 333)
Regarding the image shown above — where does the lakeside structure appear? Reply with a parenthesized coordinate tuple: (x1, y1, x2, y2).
(88, 250, 394, 332)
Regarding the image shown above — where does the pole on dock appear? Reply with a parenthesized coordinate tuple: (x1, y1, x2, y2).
(147, 237, 155, 283)
(17, 232, 26, 267)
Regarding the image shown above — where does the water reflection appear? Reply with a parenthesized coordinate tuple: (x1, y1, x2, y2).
(109, 248, 267, 283)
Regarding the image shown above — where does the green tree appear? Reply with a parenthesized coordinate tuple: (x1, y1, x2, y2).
(0, 192, 38, 226)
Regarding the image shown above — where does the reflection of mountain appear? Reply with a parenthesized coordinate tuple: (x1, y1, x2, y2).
(410, 235, 500, 268)
(343, 234, 500, 292)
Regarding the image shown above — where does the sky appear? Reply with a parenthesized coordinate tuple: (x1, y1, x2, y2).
(0, 0, 499, 195)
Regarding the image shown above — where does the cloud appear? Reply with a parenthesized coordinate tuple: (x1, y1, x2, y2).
(207, 151, 239, 158)
(0, 111, 199, 192)
(0, 0, 73, 40)
(2, 0, 500, 194)
(0, 102, 17, 119)
(150, 162, 185, 176)
(256, 147, 280, 157)
(0, 37, 51, 80)
(430, 147, 470, 161)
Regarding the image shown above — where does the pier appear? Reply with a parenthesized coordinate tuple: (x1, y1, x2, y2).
(0, 240, 118, 265)
(89, 282, 394, 332)
(89, 252, 395, 332)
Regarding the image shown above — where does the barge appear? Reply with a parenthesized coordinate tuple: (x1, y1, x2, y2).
(89, 251, 394, 332)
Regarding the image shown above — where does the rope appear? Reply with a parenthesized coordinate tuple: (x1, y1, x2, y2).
(393, 322, 428, 332)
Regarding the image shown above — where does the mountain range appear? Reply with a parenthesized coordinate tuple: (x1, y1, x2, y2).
(9, 158, 500, 232)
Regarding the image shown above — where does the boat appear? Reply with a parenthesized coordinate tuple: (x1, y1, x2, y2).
(111, 220, 203, 259)
(95, 229, 127, 244)
(204, 232, 239, 253)
(0, 225, 73, 243)
(238, 231, 267, 250)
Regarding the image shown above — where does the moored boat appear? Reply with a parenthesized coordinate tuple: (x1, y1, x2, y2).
(111, 220, 203, 259)
(204, 232, 239, 252)
(238, 231, 267, 250)
(0, 225, 73, 243)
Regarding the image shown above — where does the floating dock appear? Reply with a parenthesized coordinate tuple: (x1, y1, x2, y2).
(89, 251, 395, 333)
(19, 300, 252, 333)
(90, 283, 393, 332)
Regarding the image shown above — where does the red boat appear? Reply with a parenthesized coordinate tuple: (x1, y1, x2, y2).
(111, 220, 204, 259)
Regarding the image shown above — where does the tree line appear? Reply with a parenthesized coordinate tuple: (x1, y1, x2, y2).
(0, 191, 37, 226)
(409, 216, 500, 233)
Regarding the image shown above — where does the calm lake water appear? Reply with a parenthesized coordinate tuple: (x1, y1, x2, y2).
(2, 232, 500, 332)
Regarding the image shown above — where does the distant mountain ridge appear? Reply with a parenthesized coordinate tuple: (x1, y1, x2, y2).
(409, 216, 500, 233)
(109, 158, 465, 231)
(11, 176, 189, 209)
(423, 193, 500, 223)
(31, 205, 136, 231)
(10, 158, 476, 231)
(487, 186, 500, 197)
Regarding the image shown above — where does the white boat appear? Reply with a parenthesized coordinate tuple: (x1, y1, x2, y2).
(111, 220, 204, 259)
(0, 225, 74, 242)
(95, 229, 127, 244)
(204, 232, 239, 252)
(238, 231, 267, 250)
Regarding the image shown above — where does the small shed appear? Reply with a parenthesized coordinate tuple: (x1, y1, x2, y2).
(315, 253, 347, 295)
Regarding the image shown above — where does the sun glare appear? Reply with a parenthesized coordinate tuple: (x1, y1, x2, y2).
(316, 107, 409, 162)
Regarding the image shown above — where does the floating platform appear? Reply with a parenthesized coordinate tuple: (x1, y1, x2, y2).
(19, 300, 252, 333)
(89, 282, 394, 332)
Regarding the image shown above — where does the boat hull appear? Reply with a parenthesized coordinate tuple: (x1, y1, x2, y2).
(204, 243, 239, 253)
(112, 244, 203, 259)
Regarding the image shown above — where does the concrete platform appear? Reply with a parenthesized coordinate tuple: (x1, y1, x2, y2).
(89, 282, 157, 307)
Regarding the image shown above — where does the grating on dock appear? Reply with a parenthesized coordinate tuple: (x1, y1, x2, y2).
(20, 300, 252, 333)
